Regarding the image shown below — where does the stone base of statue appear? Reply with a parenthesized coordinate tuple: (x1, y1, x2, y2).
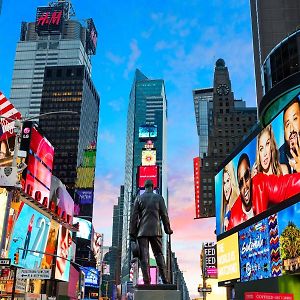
(134, 284, 180, 300)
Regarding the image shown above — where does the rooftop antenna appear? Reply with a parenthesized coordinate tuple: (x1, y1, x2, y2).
(49, 0, 75, 20)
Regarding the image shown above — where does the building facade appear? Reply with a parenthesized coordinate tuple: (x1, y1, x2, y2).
(121, 69, 168, 280)
(193, 59, 257, 217)
(10, 1, 97, 118)
(250, 0, 300, 108)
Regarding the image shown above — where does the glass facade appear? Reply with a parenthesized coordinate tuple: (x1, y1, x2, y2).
(10, 19, 92, 118)
(121, 69, 168, 280)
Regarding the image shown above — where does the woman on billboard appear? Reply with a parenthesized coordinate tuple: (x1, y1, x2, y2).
(253, 124, 288, 176)
(221, 161, 239, 232)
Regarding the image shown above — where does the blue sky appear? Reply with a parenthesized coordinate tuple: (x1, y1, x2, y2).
(0, 0, 256, 297)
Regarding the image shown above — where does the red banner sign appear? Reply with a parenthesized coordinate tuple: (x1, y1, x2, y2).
(245, 292, 294, 300)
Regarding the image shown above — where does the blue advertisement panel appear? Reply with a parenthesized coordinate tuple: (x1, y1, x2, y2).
(277, 201, 300, 276)
(8, 203, 50, 269)
(81, 267, 99, 288)
(239, 218, 273, 281)
(216, 94, 300, 236)
(75, 189, 94, 205)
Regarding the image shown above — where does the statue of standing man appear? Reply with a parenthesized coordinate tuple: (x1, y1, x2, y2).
(130, 180, 173, 284)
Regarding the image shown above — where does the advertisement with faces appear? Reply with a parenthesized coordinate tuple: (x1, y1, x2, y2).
(8, 203, 50, 269)
(216, 95, 300, 235)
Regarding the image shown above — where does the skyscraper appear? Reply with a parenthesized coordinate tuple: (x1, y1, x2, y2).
(193, 59, 257, 217)
(121, 69, 168, 280)
(250, 0, 300, 107)
(10, 0, 97, 118)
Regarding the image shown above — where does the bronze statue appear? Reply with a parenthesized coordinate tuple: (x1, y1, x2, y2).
(130, 180, 173, 284)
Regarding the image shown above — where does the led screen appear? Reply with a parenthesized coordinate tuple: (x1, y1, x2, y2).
(73, 217, 92, 240)
(0, 189, 10, 247)
(137, 166, 159, 189)
(217, 233, 240, 283)
(8, 203, 50, 269)
(92, 231, 102, 261)
(41, 220, 59, 269)
(0, 136, 15, 167)
(215, 95, 300, 235)
(81, 267, 99, 288)
(203, 242, 217, 279)
(55, 225, 73, 282)
(75, 189, 94, 205)
(75, 167, 95, 188)
(138, 125, 157, 139)
(141, 150, 156, 166)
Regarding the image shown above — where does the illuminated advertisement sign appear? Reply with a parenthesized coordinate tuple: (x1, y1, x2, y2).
(73, 217, 92, 240)
(82, 149, 96, 168)
(81, 267, 99, 288)
(8, 203, 50, 269)
(86, 19, 98, 55)
(245, 292, 294, 300)
(141, 150, 156, 166)
(20, 122, 54, 206)
(75, 167, 95, 188)
(35, 5, 64, 35)
(0, 189, 10, 248)
(239, 218, 275, 282)
(41, 220, 59, 269)
(193, 157, 201, 219)
(137, 165, 159, 189)
(138, 125, 158, 139)
(50, 176, 74, 222)
(75, 189, 94, 205)
(215, 95, 300, 235)
(203, 242, 217, 278)
(277, 201, 300, 276)
(217, 233, 240, 283)
(92, 232, 103, 263)
(55, 225, 73, 282)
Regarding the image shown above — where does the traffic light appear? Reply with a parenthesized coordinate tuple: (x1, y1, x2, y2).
(14, 251, 19, 265)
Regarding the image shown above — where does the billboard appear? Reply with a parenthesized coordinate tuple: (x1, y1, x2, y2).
(137, 165, 159, 189)
(193, 157, 201, 219)
(73, 217, 92, 240)
(75, 189, 94, 205)
(203, 242, 217, 279)
(75, 167, 95, 188)
(81, 267, 99, 288)
(35, 5, 64, 35)
(55, 225, 73, 282)
(217, 233, 240, 284)
(50, 176, 74, 222)
(92, 231, 103, 263)
(141, 150, 156, 166)
(215, 95, 300, 235)
(138, 125, 157, 139)
(40, 220, 59, 269)
(245, 292, 294, 300)
(20, 123, 54, 206)
(86, 19, 98, 55)
(8, 203, 50, 269)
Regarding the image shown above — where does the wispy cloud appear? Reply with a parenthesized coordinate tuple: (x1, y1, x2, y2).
(99, 130, 116, 144)
(106, 52, 125, 65)
(108, 97, 124, 112)
(123, 39, 141, 79)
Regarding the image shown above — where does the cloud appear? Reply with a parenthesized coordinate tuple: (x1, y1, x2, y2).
(106, 52, 125, 65)
(123, 39, 141, 79)
(99, 130, 116, 144)
(108, 97, 124, 111)
(154, 40, 178, 51)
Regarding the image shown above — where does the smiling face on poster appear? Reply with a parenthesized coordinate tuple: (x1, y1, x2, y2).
(8, 203, 50, 269)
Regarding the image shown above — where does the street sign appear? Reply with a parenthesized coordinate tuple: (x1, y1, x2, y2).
(198, 287, 212, 293)
(0, 258, 11, 266)
(16, 269, 51, 279)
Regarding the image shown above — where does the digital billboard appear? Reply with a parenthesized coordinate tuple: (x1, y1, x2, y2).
(55, 225, 73, 282)
(86, 19, 98, 55)
(75, 189, 94, 205)
(203, 242, 217, 279)
(41, 220, 59, 269)
(0, 189, 10, 249)
(75, 167, 95, 188)
(138, 125, 158, 139)
(217, 232, 240, 284)
(215, 94, 300, 235)
(137, 165, 159, 189)
(8, 203, 50, 269)
(35, 5, 64, 35)
(81, 267, 99, 288)
(193, 157, 201, 219)
(92, 231, 103, 262)
(73, 217, 92, 240)
(141, 150, 156, 166)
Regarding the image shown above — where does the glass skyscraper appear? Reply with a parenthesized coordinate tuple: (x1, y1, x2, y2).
(121, 69, 168, 280)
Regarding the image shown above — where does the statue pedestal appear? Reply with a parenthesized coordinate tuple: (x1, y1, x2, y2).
(134, 284, 180, 300)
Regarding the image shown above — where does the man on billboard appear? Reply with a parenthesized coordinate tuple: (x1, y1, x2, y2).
(228, 153, 300, 230)
(279, 98, 300, 173)
(129, 180, 173, 284)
